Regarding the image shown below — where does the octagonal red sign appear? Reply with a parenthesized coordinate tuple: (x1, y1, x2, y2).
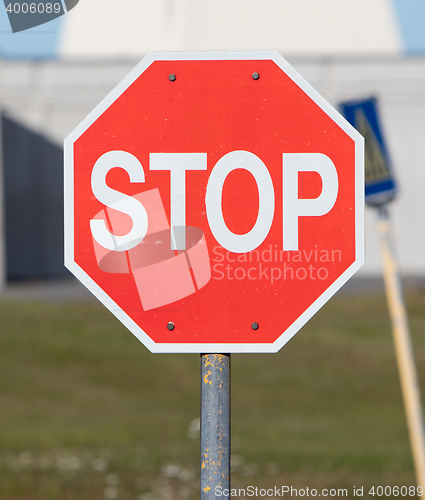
(64, 51, 364, 353)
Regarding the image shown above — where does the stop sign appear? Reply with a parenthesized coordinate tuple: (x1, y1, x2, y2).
(64, 51, 364, 353)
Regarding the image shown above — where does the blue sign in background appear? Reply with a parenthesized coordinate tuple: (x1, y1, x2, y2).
(341, 97, 397, 206)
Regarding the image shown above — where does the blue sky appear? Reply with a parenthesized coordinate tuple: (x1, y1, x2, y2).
(0, 2, 62, 58)
(392, 0, 425, 54)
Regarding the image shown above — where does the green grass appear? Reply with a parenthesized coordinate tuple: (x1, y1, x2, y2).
(0, 291, 425, 499)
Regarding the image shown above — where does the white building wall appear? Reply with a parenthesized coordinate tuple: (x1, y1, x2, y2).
(58, 0, 402, 58)
(0, 55, 424, 277)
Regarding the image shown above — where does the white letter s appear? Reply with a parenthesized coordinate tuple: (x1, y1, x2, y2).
(90, 151, 148, 251)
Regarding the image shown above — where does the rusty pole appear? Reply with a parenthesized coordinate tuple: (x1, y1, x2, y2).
(200, 353, 231, 499)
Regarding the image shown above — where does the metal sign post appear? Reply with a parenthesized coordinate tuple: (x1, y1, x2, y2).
(342, 98, 425, 496)
(65, 52, 364, 498)
(200, 354, 231, 499)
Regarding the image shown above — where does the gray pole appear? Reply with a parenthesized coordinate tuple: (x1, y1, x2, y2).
(200, 353, 231, 499)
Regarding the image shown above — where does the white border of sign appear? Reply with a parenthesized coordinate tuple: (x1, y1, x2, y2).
(64, 50, 364, 353)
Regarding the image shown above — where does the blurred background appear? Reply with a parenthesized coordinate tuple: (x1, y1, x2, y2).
(1, 1, 425, 499)
(0, 0, 425, 285)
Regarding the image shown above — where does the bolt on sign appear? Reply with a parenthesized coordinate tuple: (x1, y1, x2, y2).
(64, 51, 364, 353)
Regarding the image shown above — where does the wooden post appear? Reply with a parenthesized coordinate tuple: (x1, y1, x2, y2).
(377, 205, 425, 496)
